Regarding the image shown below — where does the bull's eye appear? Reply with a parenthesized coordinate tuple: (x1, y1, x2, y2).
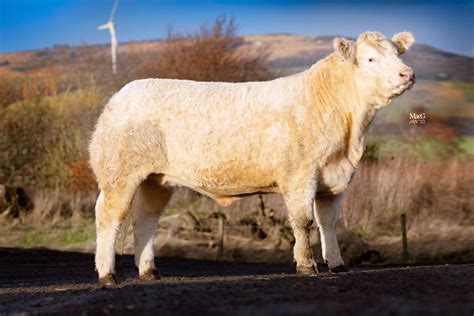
(368, 58, 375, 63)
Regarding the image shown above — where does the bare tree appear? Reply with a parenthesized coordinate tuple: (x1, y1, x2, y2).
(135, 17, 271, 82)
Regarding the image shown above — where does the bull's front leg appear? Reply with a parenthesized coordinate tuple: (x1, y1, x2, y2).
(282, 177, 318, 275)
(314, 193, 346, 272)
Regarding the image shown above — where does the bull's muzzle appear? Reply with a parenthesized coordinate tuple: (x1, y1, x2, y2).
(399, 68, 415, 84)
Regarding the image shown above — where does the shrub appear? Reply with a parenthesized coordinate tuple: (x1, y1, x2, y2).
(0, 90, 104, 190)
(0, 78, 21, 108)
(133, 17, 271, 82)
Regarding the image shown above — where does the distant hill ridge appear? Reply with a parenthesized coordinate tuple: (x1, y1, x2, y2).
(0, 34, 472, 81)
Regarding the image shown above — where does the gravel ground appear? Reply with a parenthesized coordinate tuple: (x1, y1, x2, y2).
(0, 248, 473, 315)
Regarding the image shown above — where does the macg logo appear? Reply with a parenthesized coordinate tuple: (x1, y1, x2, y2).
(409, 112, 426, 124)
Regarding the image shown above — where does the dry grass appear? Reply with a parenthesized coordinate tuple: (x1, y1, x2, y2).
(28, 189, 97, 220)
(343, 156, 473, 233)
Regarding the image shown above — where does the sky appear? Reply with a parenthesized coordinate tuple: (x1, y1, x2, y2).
(0, 0, 473, 56)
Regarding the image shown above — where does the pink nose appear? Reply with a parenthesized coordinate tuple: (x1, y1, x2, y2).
(399, 69, 415, 81)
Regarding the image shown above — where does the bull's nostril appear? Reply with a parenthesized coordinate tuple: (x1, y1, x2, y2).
(400, 70, 414, 80)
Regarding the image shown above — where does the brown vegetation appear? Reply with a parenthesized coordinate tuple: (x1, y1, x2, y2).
(343, 156, 473, 231)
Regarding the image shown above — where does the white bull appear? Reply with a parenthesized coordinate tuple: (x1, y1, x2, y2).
(89, 31, 415, 285)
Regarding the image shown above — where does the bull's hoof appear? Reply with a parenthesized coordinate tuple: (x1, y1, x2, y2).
(139, 269, 160, 282)
(296, 265, 318, 276)
(330, 265, 348, 273)
(98, 273, 118, 288)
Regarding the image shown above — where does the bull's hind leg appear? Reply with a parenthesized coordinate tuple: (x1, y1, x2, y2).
(95, 183, 137, 286)
(282, 178, 318, 275)
(132, 176, 172, 281)
(314, 194, 346, 272)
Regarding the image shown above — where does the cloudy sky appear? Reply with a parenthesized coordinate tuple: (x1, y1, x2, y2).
(0, 0, 472, 56)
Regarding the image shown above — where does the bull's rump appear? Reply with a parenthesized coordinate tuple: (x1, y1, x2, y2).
(91, 77, 305, 193)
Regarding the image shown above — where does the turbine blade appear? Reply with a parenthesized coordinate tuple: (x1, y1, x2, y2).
(98, 22, 110, 30)
(109, 0, 120, 22)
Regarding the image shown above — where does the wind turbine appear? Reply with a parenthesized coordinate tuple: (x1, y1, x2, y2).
(98, 0, 119, 74)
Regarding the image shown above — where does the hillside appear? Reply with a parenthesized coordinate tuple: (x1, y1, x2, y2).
(0, 34, 472, 81)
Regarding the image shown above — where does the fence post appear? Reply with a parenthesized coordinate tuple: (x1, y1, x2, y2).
(216, 216, 225, 260)
(257, 194, 265, 217)
(400, 213, 409, 261)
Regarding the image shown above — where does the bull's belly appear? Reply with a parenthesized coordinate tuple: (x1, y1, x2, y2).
(163, 174, 278, 193)
(161, 141, 281, 196)
(159, 168, 279, 206)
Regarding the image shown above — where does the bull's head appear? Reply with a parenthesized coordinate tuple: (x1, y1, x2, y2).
(334, 31, 416, 108)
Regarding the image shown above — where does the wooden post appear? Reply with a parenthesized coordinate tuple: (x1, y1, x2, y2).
(186, 210, 201, 231)
(400, 213, 409, 261)
(216, 216, 225, 260)
(257, 194, 265, 217)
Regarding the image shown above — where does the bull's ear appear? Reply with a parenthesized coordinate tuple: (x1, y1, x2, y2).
(391, 32, 415, 54)
(333, 37, 355, 62)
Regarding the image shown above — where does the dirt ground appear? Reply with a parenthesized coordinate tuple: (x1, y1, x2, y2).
(0, 248, 473, 315)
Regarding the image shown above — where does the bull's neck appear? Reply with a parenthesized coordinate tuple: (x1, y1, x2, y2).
(306, 53, 378, 168)
(347, 99, 377, 168)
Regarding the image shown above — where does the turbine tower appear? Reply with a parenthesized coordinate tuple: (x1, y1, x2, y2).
(98, 0, 119, 74)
